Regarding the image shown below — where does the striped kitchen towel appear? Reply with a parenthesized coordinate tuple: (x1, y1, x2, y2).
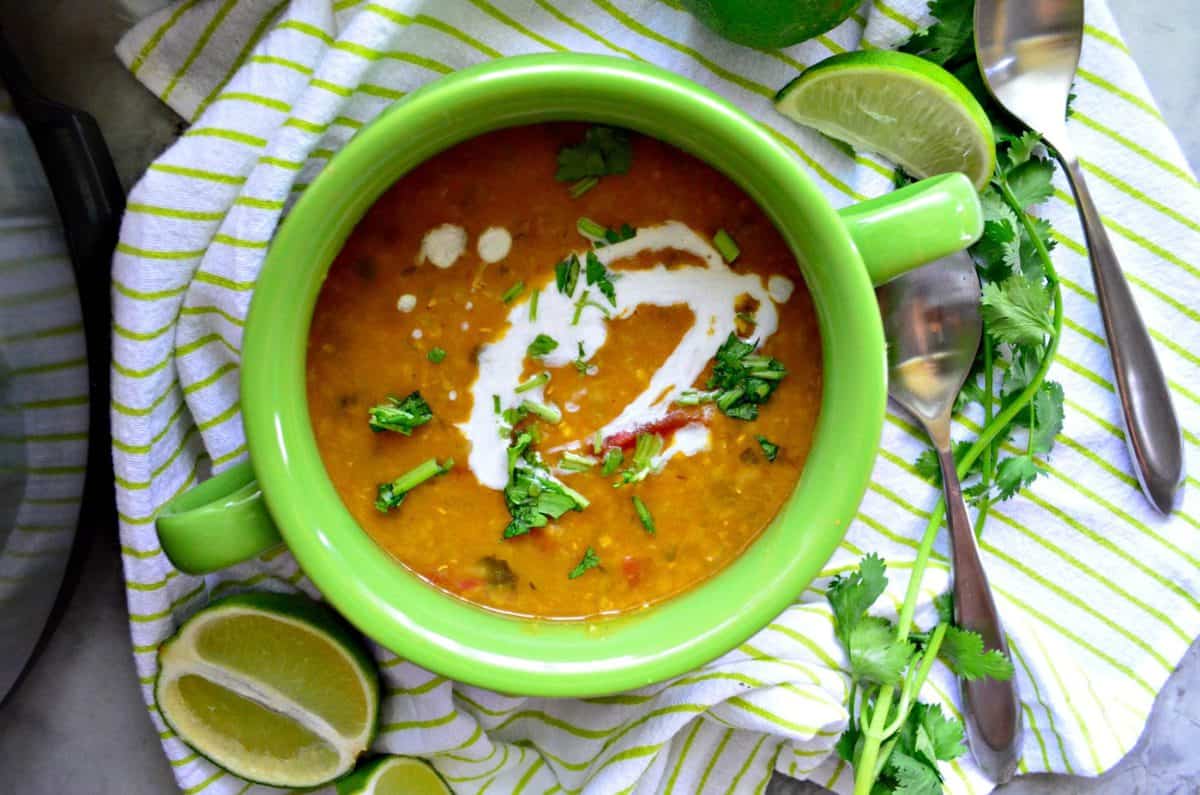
(111, 1, 1200, 793)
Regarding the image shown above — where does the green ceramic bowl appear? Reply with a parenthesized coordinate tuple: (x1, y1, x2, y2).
(157, 54, 982, 697)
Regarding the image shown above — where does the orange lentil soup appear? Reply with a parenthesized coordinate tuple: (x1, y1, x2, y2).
(307, 124, 822, 619)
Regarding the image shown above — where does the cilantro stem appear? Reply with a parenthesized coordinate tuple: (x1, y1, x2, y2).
(977, 338, 995, 538)
(520, 399, 562, 424)
(515, 372, 550, 394)
(854, 176, 1063, 795)
(501, 281, 525, 304)
(577, 216, 607, 240)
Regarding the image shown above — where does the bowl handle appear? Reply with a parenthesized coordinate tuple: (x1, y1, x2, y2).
(838, 172, 983, 286)
(155, 461, 284, 575)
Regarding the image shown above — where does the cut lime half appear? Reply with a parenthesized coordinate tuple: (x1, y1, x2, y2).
(155, 592, 380, 787)
(337, 756, 451, 795)
(775, 50, 995, 190)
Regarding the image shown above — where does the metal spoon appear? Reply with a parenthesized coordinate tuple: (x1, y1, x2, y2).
(974, 0, 1185, 513)
(878, 253, 1022, 783)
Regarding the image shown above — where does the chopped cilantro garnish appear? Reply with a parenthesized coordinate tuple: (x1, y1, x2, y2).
(527, 334, 559, 358)
(615, 433, 663, 486)
(501, 281, 525, 304)
(713, 229, 740, 263)
(560, 451, 597, 472)
(529, 288, 540, 321)
(674, 389, 717, 407)
(604, 223, 635, 245)
(585, 251, 617, 306)
(756, 436, 780, 462)
(573, 342, 592, 375)
(375, 458, 452, 512)
(572, 289, 611, 325)
(569, 176, 598, 198)
(706, 333, 787, 421)
(503, 435, 589, 539)
(601, 447, 623, 475)
(555, 254, 581, 296)
(520, 399, 562, 425)
(427, 347, 447, 364)
(567, 546, 601, 579)
(367, 391, 433, 435)
(555, 126, 631, 182)
(576, 217, 636, 248)
(577, 216, 607, 240)
(631, 495, 656, 534)
(515, 372, 550, 394)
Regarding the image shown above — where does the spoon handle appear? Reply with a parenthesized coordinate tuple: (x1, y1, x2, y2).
(1058, 153, 1185, 513)
(935, 445, 1021, 784)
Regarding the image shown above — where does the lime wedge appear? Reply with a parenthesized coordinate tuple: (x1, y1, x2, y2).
(155, 592, 380, 787)
(337, 756, 451, 795)
(775, 50, 995, 190)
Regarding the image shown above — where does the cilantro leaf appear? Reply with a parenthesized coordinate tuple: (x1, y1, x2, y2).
(568, 546, 601, 579)
(885, 748, 943, 795)
(527, 334, 559, 358)
(836, 720, 861, 763)
(427, 347, 447, 364)
(913, 703, 967, 761)
(604, 223, 636, 245)
(555, 254, 581, 296)
(899, 0, 975, 66)
(585, 251, 617, 306)
(1030, 380, 1064, 454)
(1004, 130, 1042, 169)
(1005, 158, 1056, 209)
(368, 391, 433, 435)
(827, 553, 888, 643)
(555, 127, 632, 182)
(913, 440, 973, 487)
(848, 616, 914, 686)
(995, 454, 1044, 500)
(934, 591, 954, 624)
(1019, 216, 1056, 278)
(756, 435, 780, 462)
(939, 625, 1016, 681)
(981, 276, 1053, 347)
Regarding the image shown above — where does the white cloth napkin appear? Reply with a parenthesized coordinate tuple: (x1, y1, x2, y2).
(111, 1, 1200, 793)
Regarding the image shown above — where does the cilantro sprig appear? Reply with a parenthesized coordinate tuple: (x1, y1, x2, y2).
(830, 556, 1013, 793)
(375, 458, 453, 512)
(367, 391, 433, 435)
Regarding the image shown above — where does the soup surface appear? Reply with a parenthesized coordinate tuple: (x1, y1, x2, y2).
(307, 124, 822, 618)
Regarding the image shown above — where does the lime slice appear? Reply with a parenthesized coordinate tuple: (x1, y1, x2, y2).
(680, 0, 861, 49)
(337, 756, 451, 795)
(775, 50, 995, 190)
(155, 592, 380, 787)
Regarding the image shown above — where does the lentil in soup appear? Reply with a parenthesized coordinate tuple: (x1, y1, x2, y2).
(306, 124, 822, 619)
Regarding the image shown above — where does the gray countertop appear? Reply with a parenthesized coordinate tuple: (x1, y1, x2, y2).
(0, 2, 1196, 793)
